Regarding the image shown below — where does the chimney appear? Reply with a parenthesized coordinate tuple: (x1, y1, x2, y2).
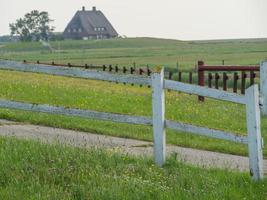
(82, 6, 85, 11)
(92, 6, 96, 11)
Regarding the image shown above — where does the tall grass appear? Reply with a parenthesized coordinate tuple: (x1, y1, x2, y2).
(0, 137, 266, 199)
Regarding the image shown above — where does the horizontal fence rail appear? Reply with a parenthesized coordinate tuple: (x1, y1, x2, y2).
(166, 120, 248, 144)
(0, 60, 264, 180)
(0, 100, 152, 126)
(0, 99, 248, 144)
(164, 80, 247, 104)
(198, 65, 259, 71)
(0, 60, 151, 86)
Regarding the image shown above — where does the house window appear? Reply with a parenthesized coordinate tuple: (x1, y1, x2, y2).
(78, 28, 82, 33)
(73, 28, 77, 32)
(67, 29, 71, 33)
(94, 27, 105, 32)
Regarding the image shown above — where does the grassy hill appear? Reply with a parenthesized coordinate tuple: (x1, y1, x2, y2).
(0, 37, 266, 198)
(1, 37, 267, 70)
(0, 37, 267, 158)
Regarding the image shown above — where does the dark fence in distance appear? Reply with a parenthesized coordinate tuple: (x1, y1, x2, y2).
(22, 60, 197, 85)
(21, 60, 259, 95)
(197, 60, 260, 101)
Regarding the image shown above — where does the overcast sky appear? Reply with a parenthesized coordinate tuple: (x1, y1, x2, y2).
(1, 0, 267, 40)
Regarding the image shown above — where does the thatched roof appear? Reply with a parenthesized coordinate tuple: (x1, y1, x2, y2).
(63, 7, 118, 39)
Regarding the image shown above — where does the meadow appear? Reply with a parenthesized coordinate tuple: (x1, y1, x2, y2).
(1, 37, 267, 70)
(0, 69, 266, 158)
(0, 38, 267, 158)
(0, 38, 267, 198)
(0, 137, 266, 199)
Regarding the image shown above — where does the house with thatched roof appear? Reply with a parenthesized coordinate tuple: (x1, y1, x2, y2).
(63, 6, 118, 40)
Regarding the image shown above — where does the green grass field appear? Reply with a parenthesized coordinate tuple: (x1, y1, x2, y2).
(0, 137, 266, 200)
(0, 70, 266, 158)
(0, 37, 267, 198)
(0, 38, 267, 158)
(1, 37, 267, 70)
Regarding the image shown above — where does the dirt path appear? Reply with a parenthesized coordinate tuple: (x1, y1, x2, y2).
(0, 120, 266, 174)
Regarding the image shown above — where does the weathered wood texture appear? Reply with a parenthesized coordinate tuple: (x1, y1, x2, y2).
(166, 120, 248, 144)
(0, 100, 152, 126)
(152, 68, 166, 166)
(0, 60, 151, 86)
(260, 61, 267, 116)
(164, 80, 246, 104)
(245, 85, 264, 180)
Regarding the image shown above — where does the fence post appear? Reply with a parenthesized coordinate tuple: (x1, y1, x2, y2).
(223, 72, 228, 91)
(215, 73, 220, 89)
(208, 73, 212, 88)
(198, 61, 205, 101)
(245, 85, 264, 180)
(233, 72, 238, 93)
(152, 67, 166, 167)
(178, 71, 182, 82)
(189, 72, 193, 84)
(260, 61, 267, 116)
(241, 72, 247, 94)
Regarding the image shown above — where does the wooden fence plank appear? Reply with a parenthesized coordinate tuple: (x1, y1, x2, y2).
(198, 61, 205, 101)
(130, 67, 135, 74)
(166, 120, 248, 144)
(0, 60, 151, 86)
(215, 73, 220, 89)
(165, 80, 246, 104)
(223, 72, 228, 91)
(152, 68, 166, 166)
(0, 99, 152, 126)
(245, 85, 264, 180)
(241, 72, 247, 94)
(123, 66, 127, 74)
(178, 72, 181, 81)
(260, 61, 267, 115)
(109, 65, 113, 72)
(208, 73, 212, 88)
(189, 72, 193, 84)
(233, 72, 239, 93)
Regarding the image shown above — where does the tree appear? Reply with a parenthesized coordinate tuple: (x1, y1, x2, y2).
(9, 10, 54, 41)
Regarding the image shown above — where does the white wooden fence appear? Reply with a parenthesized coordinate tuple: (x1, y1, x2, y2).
(0, 60, 264, 180)
(260, 61, 267, 116)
